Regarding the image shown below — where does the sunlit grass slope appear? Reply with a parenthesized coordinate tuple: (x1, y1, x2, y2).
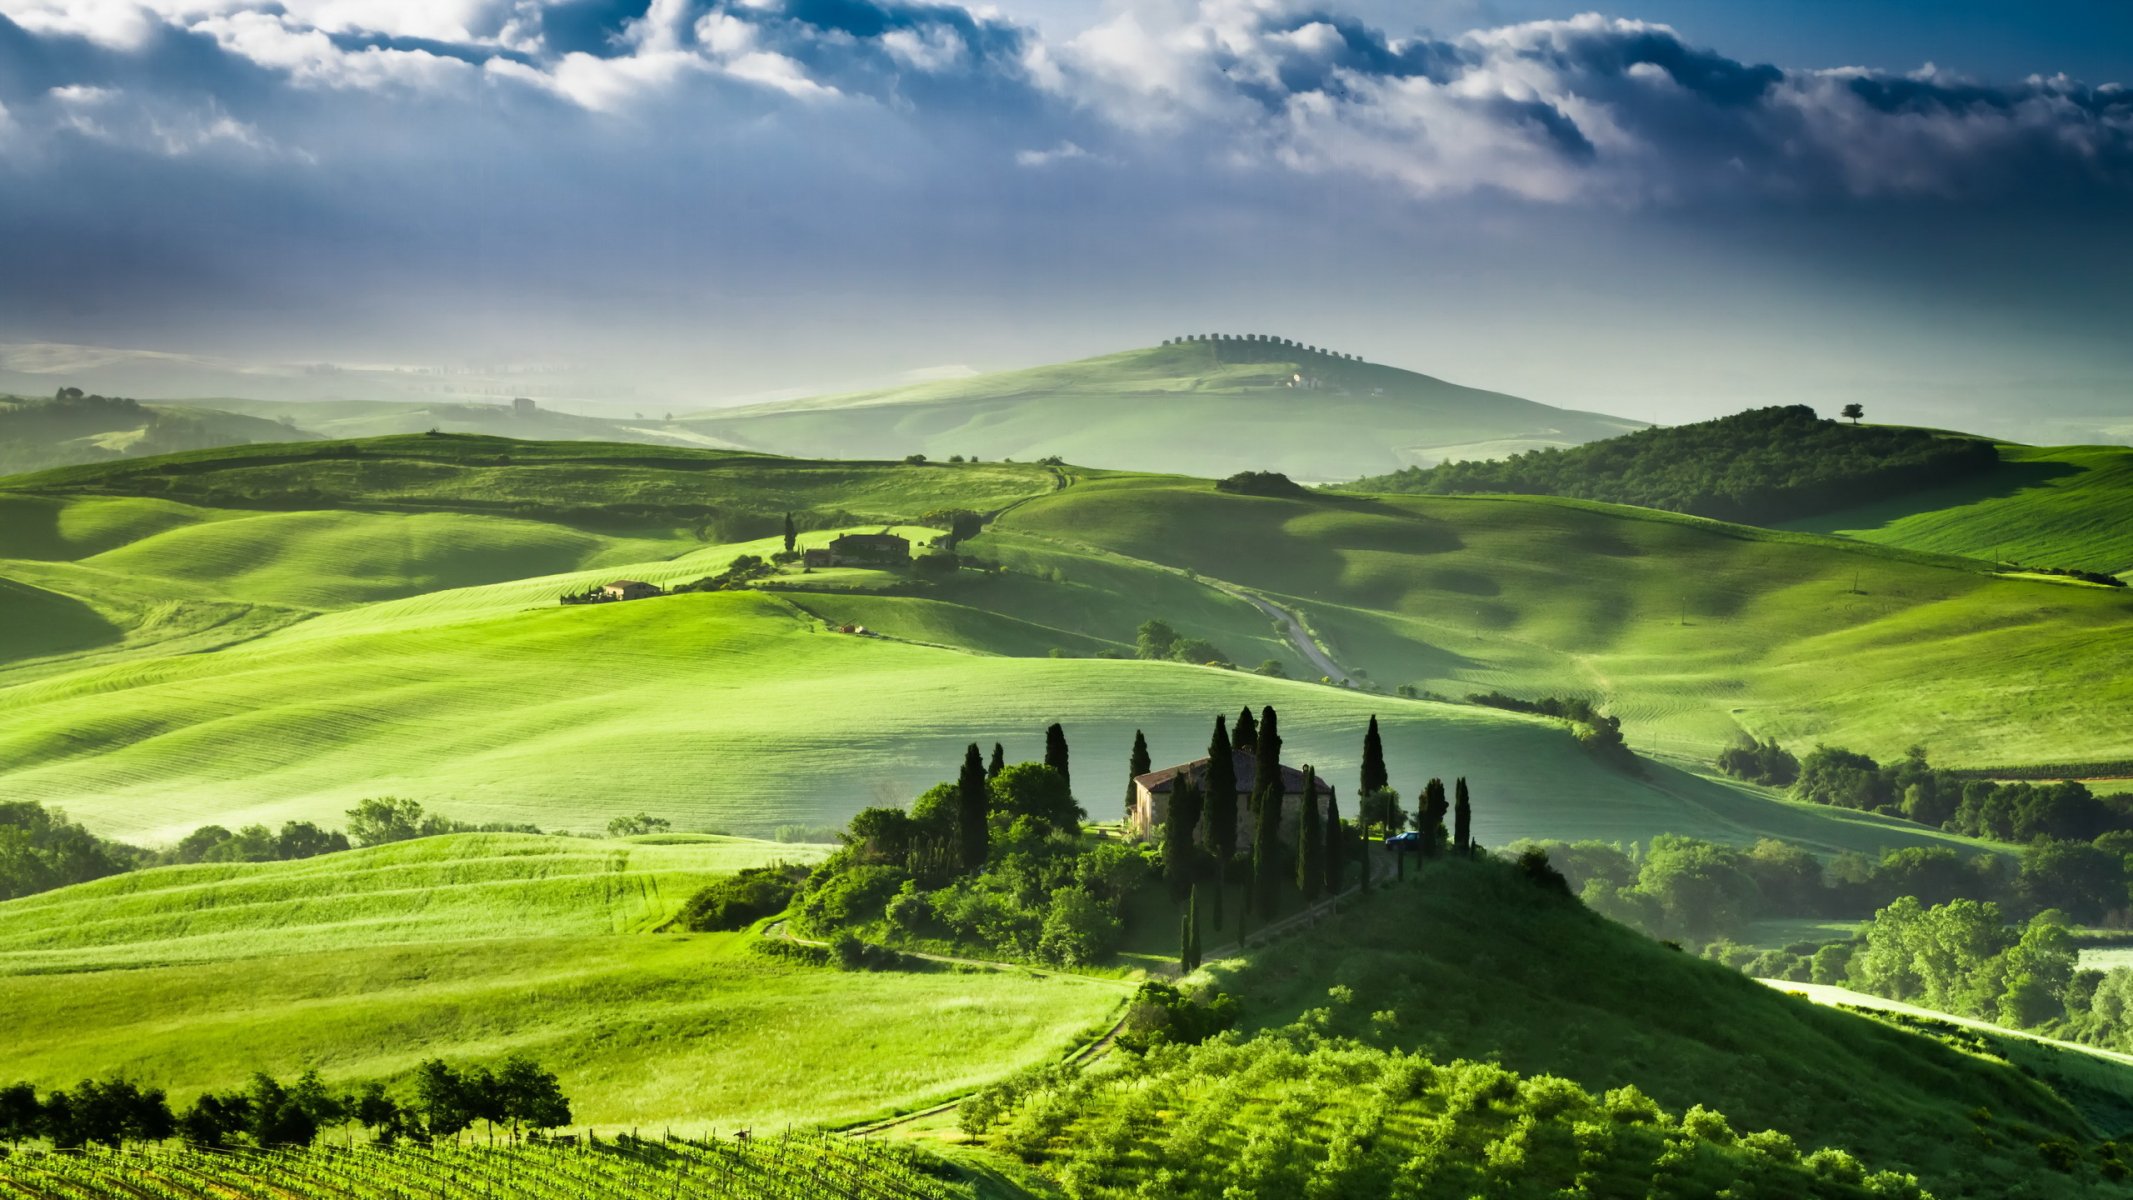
(0, 835, 1118, 1131)
(679, 342, 1644, 480)
(0, 833, 829, 972)
(0, 586, 1972, 859)
(1789, 443, 2133, 574)
(1001, 475, 2133, 768)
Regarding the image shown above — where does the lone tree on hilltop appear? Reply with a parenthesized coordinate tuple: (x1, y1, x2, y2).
(957, 743, 990, 871)
(988, 743, 1005, 779)
(1841, 403, 1865, 425)
(1201, 714, 1238, 930)
(1454, 777, 1472, 856)
(1360, 715, 1387, 808)
(1045, 723, 1071, 792)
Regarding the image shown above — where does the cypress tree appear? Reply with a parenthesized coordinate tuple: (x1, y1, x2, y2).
(1251, 762, 1283, 917)
(1180, 886, 1201, 972)
(1420, 778, 1449, 857)
(1128, 730, 1151, 823)
(782, 512, 797, 555)
(1360, 715, 1387, 804)
(1296, 768, 1322, 900)
(1454, 777, 1472, 857)
(1045, 723, 1071, 792)
(1163, 775, 1201, 901)
(1252, 706, 1280, 811)
(1201, 716, 1237, 930)
(988, 743, 1005, 779)
(956, 743, 989, 871)
(1234, 706, 1257, 751)
(1323, 788, 1344, 894)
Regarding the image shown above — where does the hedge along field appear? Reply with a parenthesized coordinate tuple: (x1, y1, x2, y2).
(0, 834, 1123, 1132)
(998, 474, 2133, 769)
(0, 588, 1984, 858)
(0, 833, 831, 973)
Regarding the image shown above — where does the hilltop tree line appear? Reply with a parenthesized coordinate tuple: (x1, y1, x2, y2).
(1745, 742, 2133, 847)
(0, 1057, 568, 1152)
(0, 797, 542, 902)
(1338, 405, 1999, 524)
(0, 388, 280, 473)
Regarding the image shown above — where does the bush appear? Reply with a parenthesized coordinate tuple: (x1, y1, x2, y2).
(677, 865, 808, 932)
(1037, 886, 1121, 966)
(1115, 983, 1238, 1054)
(1717, 738, 1800, 786)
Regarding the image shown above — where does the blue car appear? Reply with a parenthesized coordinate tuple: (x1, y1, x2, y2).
(1383, 831, 1423, 853)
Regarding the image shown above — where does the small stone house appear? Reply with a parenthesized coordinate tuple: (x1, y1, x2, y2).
(801, 548, 835, 568)
(827, 532, 911, 566)
(1129, 748, 1335, 848)
(602, 579, 661, 601)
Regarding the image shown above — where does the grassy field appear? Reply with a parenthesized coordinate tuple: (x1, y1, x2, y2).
(0, 833, 1123, 1132)
(678, 342, 1644, 481)
(1000, 474, 2133, 768)
(1788, 443, 2133, 575)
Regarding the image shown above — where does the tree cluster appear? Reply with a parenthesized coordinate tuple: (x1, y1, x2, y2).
(1716, 737, 1801, 786)
(676, 864, 810, 932)
(1213, 471, 1311, 498)
(1792, 744, 2128, 845)
(1135, 619, 1232, 668)
(1466, 692, 1635, 770)
(343, 797, 538, 847)
(1341, 405, 1999, 524)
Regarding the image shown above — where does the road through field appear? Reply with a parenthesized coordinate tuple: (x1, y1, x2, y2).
(1760, 979, 2133, 1069)
(1220, 586, 1356, 686)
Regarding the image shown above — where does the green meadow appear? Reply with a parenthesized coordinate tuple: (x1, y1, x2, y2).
(1791, 443, 2133, 575)
(0, 833, 1123, 1132)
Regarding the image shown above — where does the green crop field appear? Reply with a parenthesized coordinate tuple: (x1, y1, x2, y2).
(0, 834, 1124, 1132)
(1788, 443, 2133, 575)
(998, 474, 2133, 769)
(677, 342, 1644, 481)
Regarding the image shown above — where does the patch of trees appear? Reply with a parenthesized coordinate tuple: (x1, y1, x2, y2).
(673, 554, 774, 593)
(1792, 744, 2129, 845)
(1135, 619, 1232, 668)
(1340, 405, 1999, 524)
(0, 1058, 568, 1151)
(1466, 692, 1636, 771)
(1842, 898, 2079, 1033)
(2006, 563, 2127, 587)
(793, 730, 1150, 966)
(0, 802, 144, 901)
(1213, 471, 1310, 498)
(676, 864, 809, 931)
(1717, 737, 1800, 786)
(343, 797, 539, 846)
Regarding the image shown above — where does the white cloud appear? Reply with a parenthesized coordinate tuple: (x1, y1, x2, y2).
(1015, 139, 1101, 167)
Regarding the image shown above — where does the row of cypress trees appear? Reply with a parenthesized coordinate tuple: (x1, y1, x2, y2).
(957, 723, 1074, 871)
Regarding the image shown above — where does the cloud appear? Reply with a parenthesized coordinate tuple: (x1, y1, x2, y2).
(1014, 138, 1102, 167)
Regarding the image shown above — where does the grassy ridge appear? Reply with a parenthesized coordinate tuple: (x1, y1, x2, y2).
(1000, 475, 2133, 767)
(1789, 443, 2133, 575)
(678, 343, 1644, 480)
(0, 833, 1122, 1131)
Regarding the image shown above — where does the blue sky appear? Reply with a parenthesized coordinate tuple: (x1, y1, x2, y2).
(0, 1, 2127, 432)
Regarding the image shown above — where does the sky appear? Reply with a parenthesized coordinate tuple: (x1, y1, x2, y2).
(0, 0, 2129, 433)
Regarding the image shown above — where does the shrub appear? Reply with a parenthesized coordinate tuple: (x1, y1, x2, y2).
(677, 865, 808, 932)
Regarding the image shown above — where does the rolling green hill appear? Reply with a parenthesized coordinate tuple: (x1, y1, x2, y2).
(0, 833, 1122, 1132)
(998, 474, 2133, 769)
(1788, 443, 2133, 576)
(0, 391, 313, 474)
(678, 340, 1645, 480)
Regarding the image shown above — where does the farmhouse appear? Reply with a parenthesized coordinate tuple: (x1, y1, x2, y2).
(601, 580, 661, 601)
(826, 532, 911, 566)
(1129, 748, 1335, 848)
(801, 548, 835, 568)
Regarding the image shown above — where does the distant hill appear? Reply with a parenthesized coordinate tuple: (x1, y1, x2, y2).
(677, 338, 1646, 480)
(1338, 405, 2000, 525)
(1787, 442, 2133, 577)
(0, 390, 312, 475)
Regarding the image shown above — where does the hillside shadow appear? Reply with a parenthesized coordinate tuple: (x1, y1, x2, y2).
(0, 577, 124, 663)
(1790, 457, 2084, 534)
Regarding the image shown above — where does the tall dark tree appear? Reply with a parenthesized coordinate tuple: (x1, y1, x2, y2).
(0, 1082, 39, 1146)
(1250, 773, 1284, 918)
(1453, 777, 1472, 856)
(1234, 706, 1257, 751)
(1252, 706, 1281, 812)
(1129, 730, 1152, 823)
(1163, 774, 1202, 900)
(1201, 715, 1237, 931)
(1296, 769, 1323, 900)
(1045, 723, 1071, 792)
(1420, 778, 1450, 856)
(782, 511, 797, 554)
(1323, 789, 1344, 894)
(957, 743, 990, 871)
(988, 743, 1005, 778)
(1360, 715, 1387, 802)
(1180, 885, 1202, 972)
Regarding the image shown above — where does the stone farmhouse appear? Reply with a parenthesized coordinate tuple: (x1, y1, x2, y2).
(807, 532, 911, 568)
(1128, 748, 1336, 848)
(601, 579, 661, 601)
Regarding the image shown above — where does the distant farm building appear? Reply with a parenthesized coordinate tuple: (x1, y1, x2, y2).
(601, 580, 661, 601)
(802, 548, 835, 569)
(512, 397, 537, 416)
(1129, 748, 1336, 848)
(825, 532, 911, 566)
